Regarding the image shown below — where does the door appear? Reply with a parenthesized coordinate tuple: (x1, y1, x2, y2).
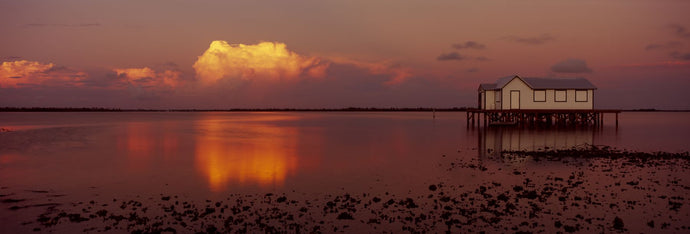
(510, 90, 520, 109)
(478, 92, 482, 109)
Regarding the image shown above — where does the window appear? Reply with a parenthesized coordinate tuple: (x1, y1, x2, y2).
(575, 90, 588, 102)
(555, 90, 567, 102)
(533, 90, 546, 102)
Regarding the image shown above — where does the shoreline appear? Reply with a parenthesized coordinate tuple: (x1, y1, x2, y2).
(2, 148, 688, 233)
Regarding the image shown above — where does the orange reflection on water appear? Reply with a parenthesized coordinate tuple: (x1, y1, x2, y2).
(195, 114, 299, 192)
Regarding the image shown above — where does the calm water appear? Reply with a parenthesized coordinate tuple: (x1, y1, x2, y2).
(0, 111, 688, 232)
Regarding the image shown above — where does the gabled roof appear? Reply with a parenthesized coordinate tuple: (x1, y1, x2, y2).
(479, 83, 496, 90)
(479, 75, 596, 90)
(521, 77, 596, 89)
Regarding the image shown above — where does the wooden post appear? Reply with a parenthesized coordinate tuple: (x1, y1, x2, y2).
(615, 112, 619, 127)
(466, 111, 469, 126)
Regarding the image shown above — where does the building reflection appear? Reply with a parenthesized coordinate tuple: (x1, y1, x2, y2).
(478, 127, 596, 159)
(194, 114, 299, 192)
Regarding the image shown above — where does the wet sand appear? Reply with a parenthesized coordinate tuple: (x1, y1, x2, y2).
(2, 146, 689, 233)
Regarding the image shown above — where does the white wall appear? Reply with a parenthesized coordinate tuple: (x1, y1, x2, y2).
(499, 77, 594, 110)
(484, 90, 495, 109)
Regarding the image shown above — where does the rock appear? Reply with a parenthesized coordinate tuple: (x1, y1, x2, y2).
(613, 216, 624, 230)
(337, 212, 354, 220)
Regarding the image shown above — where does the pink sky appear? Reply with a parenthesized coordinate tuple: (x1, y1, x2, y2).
(1, 0, 689, 109)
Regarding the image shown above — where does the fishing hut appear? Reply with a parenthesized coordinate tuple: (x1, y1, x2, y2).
(467, 75, 620, 127)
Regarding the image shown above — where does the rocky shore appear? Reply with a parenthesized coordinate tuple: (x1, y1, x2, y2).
(2, 147, 689, 233)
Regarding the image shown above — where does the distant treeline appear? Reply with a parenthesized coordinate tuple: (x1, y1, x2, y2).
(0, 107, 472, 112)
(1, 107, 687, 112)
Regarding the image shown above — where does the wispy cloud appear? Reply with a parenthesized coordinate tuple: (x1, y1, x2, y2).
(466, 68, 479, 73)
(645, 41, 682, 50)
(504, 34, 555, 45)
(669, 24, 690, 39)
(24, 23, 101, 27)
(670, 51, 690, 60)
(436, 52, 489, 62)
(1, 56, 22, 62)
(609, 61, 690, 69)
(451, 41, 486, 50)
(550, 58, 592, 73)
(436, 52, 465, 61)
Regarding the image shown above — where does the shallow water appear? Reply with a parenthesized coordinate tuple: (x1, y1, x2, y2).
(0, 111, 688, 232)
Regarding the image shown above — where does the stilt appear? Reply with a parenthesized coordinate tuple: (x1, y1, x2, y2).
(466, 111, 469, 126)
(615, 112, 619, 127)
(466, 109, 620, 128)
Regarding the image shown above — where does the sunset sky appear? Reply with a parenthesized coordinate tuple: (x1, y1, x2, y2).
(1, 0, 689, 109)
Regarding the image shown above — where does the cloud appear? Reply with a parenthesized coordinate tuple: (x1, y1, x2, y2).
(114, 67, 182, 88)
(670, 51, 690, 60)
(0, 60, 87, 88)
(436, 52, 489, 62)
(1, 56, 22, 62)
(193, 41, 329, 85)
(24, 23, 101, 27)
(669, 24, 690, 39)
(550, 58, 593, 73)
(451, 41, 486, 50)
(436, 52, 465, 61)
(466, 68, 479, 73)
(645, 41, 682, 50)
(326, 57, 412, 86)
(504, 34, 555, 45)
(609, 61, 690, 69)
(114, 67, 185, 99)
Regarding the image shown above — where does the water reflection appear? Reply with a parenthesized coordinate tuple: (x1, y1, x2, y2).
(194, 114, 299, 192)
(478, 127, 597, 158)
(117, 122, 181, 166)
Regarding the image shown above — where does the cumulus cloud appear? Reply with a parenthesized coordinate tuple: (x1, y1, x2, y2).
(193, 41, 329, 85)
(550, 58, 593, 73)
(436, 52, 465, 61)
(114, 67, 182, 88)
(670, 51, 690, 60)
(451, 41, 486, 50)
(113, 67, 185, 99)
(645, 41, 682, 50)
(669, 24, 690, 39)
(504, 34, 555, 45)
(0, 60, 86, 88)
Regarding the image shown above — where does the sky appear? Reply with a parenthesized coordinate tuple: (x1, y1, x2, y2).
(1, 0, 689, 109)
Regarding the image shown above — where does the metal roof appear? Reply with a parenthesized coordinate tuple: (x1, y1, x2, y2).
(478, 83, 496, 90)
(521, 77, 596, 89)
(479, 75, 596, 90)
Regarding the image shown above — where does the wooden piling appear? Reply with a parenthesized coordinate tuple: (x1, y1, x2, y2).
(467, 109, 621, 127)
